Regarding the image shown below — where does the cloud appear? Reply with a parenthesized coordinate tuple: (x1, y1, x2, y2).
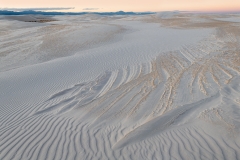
(0, 7, 75, 11)
(83, 8, 99, 11)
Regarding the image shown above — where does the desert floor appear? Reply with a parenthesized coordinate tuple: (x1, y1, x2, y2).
(1, 13, 240, 160)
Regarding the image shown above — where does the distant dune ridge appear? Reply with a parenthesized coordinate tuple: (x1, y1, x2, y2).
(3, 15, 57, 22)
(5, 15, 39, 22)
(0, 13, 240, 160)
(156, 11, 179, 19)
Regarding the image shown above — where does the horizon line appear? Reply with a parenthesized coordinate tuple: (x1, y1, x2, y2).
(1, 9, 240, 14)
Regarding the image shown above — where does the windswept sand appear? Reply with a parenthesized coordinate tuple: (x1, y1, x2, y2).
(0, 13, 240, 160)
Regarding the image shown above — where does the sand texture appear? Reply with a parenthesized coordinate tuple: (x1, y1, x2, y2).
(0, 13, 240, 160)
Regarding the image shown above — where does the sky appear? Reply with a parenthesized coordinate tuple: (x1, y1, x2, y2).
(1, 0, 240, 12)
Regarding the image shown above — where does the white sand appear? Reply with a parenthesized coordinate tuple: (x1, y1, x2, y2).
(0, 14, 240, 160)
(215, 17, 240, 23)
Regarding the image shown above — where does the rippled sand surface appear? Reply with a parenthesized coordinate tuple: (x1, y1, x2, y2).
(1, 13, 240, 160)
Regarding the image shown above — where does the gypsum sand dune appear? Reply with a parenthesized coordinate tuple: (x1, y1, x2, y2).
(0, 15, 209, 72)
(0, 14, 240, 160)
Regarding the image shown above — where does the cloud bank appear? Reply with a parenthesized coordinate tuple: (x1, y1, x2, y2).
(83, 8, 99, 11)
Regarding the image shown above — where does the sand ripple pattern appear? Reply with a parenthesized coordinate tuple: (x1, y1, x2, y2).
(1, 15, 240, 160)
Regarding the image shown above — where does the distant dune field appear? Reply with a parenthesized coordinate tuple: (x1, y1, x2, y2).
(0, 13, 240, 160)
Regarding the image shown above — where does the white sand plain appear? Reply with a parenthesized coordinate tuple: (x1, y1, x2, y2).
(0, 13, 240, 160)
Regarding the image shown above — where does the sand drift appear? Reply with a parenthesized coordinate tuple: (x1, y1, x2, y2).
(0, 13, 240, 160)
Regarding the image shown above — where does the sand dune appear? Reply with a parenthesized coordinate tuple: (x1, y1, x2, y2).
(0, 13, 240, 160)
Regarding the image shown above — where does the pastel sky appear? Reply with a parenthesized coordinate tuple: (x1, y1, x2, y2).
(1, 0, 240, 12)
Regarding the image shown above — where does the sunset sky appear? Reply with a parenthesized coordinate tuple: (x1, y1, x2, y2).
(1, 0, 240, 12)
